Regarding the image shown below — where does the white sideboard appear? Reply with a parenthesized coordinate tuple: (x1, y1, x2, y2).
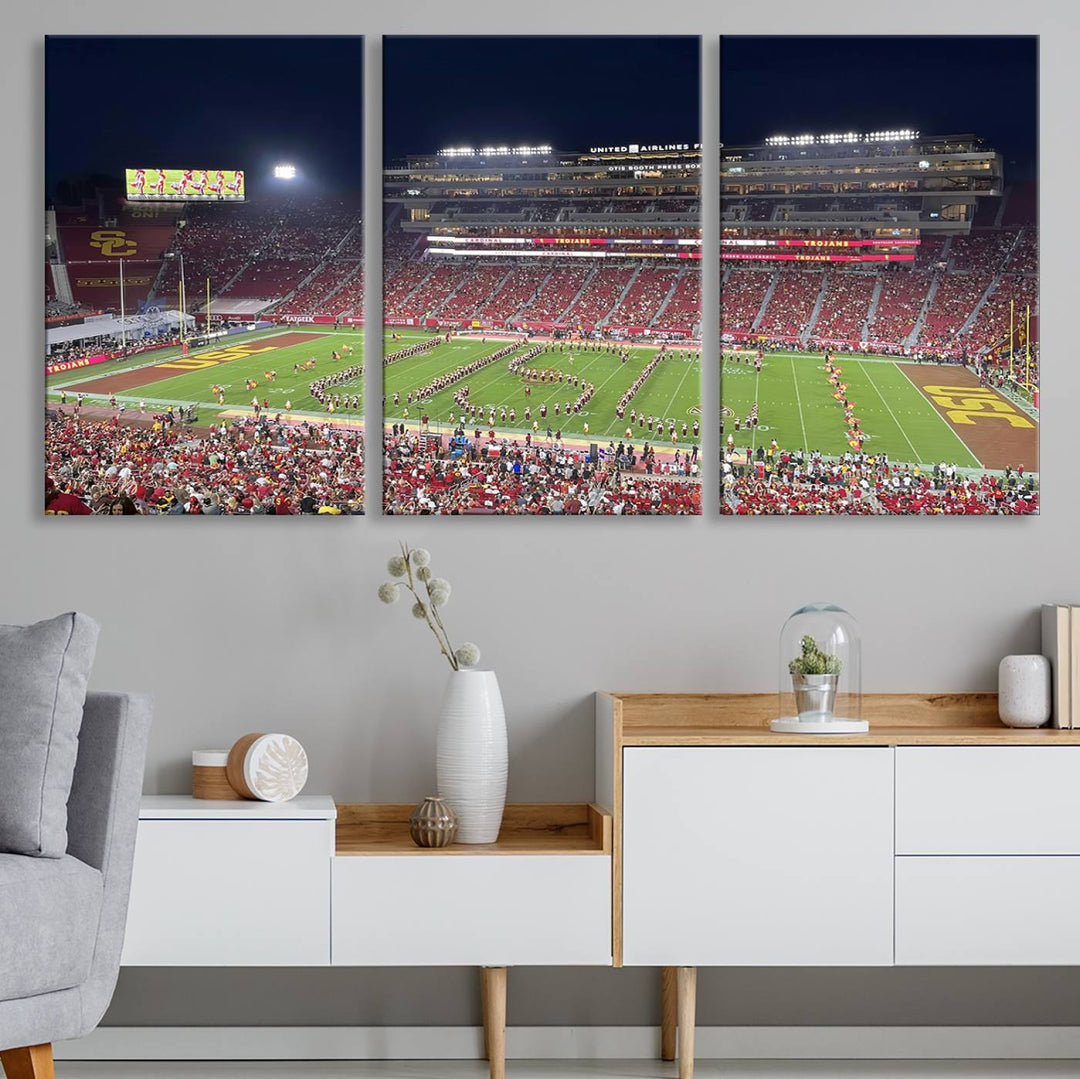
(333, 854, 610, 966)
(119, 696, 1080, 1079)
(622, 746, 894, 967)
(895, 745, 1080, 965)
(122, 796, 336, 967)
(122, 798, 611, 1079)
(597, 691, 1080, 1079)
(123, 798, 610, 969)
(618, 744, 1080, 969)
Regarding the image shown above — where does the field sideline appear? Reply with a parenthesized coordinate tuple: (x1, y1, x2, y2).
(723, 349, 1038, 472)
(385, 330, 702, 446)
(47, 327, 364, 419)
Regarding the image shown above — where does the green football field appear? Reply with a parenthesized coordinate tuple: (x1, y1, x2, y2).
(385, 331, 702, 445)
(46, 328, 365, 418)
(723, 349, 981, 467)
(44, 327, 704, 445)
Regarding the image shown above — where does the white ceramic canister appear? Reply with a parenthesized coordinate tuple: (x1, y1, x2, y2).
(998, 654, 1052, 728)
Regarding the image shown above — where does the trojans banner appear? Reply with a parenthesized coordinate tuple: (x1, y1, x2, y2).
(46, 354, 109, 376)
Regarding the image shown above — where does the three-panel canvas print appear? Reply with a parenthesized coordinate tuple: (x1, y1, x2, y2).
(44, 34, 1038, 516)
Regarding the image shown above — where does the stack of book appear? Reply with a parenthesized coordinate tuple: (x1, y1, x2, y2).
(1042, 604, 1080, 727)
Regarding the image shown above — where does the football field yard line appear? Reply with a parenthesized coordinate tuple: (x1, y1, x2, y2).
(659, 357, 696, 429)
(592, 357, 654, 438)
(893, 363, 983, 467)
(859, 360, 923, 463)
(750, 366, 761, 454)
(789, 357, 808, 452)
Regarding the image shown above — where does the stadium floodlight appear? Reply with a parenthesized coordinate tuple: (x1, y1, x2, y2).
(437, 144, 552, 157)
(273, 164, 297, 179)
(766, 129, 919, 147)
(866, 129, 918, 143)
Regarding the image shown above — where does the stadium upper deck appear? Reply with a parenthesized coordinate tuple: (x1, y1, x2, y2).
(385, 143, 700, 246)
(382, 143, 702, 336)
(722, 130, 1002, 235)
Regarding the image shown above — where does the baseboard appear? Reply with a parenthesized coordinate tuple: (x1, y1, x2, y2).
(54, 1026, 1080, 1061)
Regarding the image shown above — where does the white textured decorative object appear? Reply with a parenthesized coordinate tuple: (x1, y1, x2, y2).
(436, 669, 507, 844)
(191, 749, 229, 768)
(770, 716, 869, 734)
(244, 734, 310, 802)
(998, 655, 1052, 728)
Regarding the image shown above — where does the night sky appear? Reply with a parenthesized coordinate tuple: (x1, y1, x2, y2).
(721, 36, 1038, 177)
(383, 36, 701, 165)
(45, 36, 363, 199)
(45, 35, 1038, 199)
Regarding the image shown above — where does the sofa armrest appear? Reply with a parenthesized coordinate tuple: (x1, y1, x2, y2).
(66, 691, 152, 1034)
(67, 693, 152, 872)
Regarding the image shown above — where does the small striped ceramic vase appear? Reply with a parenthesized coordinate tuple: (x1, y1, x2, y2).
(436, 669, 507, 844)
(409, 796, 458, 848)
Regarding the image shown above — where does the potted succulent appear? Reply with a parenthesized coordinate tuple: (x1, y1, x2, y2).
(788, 634, 843, 720)
(378, 544, 506, 844)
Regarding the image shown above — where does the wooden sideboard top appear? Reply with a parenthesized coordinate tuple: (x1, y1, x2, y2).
(599, 692, 1080, 745)
(335, 802, 612, 856)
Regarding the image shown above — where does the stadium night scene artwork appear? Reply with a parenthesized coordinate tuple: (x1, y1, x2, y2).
(382, 36, 702, 516)
(44, 36, 365, 516)
(720, 35, 1039, 516)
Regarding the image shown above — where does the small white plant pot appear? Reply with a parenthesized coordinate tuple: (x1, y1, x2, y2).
(998, 654, 1051, 728)
(436, 669, 507, 844)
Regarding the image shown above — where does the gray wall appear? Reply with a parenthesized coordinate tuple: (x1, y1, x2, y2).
(9, 0, 1080, 1030)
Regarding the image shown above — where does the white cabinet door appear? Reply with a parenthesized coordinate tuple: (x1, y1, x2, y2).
(896, 856, 1080, 964)
(897, 747, 1080, 855)
(122, 819, 332, 966)
(332, 855, 611, 966)
(622, 747, 894, 966)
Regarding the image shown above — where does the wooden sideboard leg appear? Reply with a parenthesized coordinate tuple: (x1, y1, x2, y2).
(1, 1044, 56, 1079)
(660, 966, 678, 1061)
(481, 966, 507, 1079)
(480, 968, 491, 1060)
(677, 966, 697, 1079)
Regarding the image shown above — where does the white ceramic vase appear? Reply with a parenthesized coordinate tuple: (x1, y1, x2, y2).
(436, 669, 507, 844)
(998, 654, 1052, 728)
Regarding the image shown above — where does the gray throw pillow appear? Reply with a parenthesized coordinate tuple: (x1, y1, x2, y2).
(0, 613, 100, 857)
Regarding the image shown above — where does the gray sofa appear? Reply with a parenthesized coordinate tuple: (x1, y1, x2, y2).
(0, 692, 152, 1078)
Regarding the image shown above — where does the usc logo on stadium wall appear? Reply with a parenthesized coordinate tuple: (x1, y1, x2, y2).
(89, 230, 137, 257)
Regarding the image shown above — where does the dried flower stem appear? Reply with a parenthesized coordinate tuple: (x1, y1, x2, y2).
(400, 541, 459, 670)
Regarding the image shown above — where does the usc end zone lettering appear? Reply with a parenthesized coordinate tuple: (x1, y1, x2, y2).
(157, 343, 277, 370)
(157, 357, 220, 370)
(922, 385, 1035, 429)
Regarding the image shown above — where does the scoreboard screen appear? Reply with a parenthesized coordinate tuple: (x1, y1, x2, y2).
(125, 168, 245, 201)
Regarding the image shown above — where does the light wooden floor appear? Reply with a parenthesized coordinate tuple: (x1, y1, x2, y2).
(52, 1063, 1080, 1079)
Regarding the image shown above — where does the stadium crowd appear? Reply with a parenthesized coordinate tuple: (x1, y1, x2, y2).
(722, 451, 1038, 516)
(383, 428, 700, 515)
(44, 410, 364, 514)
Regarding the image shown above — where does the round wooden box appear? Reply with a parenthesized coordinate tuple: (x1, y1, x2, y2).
(192, 750, 243, 800)
(226, 732, 309, 802)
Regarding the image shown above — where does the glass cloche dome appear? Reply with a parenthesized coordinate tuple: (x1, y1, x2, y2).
(773, 603, 866, 734)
